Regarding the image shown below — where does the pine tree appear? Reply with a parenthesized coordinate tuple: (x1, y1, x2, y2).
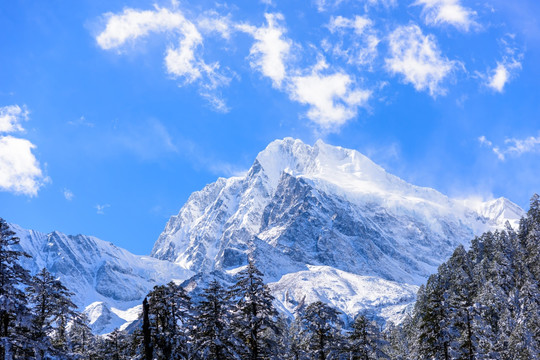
(347, 314, 388, 360)
(103, 328, 131, 360)
(68, 313, 93, 359)
(192, 280, 242, 360)
(229, 257, 279, 360)
(0, 218, 32, 359)
(299, 301, 343, 360)
(28, 267, 78, 359)
(142, 297, 153, 360)
(147, 281, 192, 359)
(414, 268, 455, 360)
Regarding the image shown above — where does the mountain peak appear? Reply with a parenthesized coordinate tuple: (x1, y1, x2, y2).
(151, 138, 524, 323)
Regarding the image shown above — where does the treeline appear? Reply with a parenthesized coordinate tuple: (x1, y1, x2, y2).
(82, 259, 390, 360)
(392, 194, 540, 359)
(0, 218, 91, 359)
(1, 194, 539, 359)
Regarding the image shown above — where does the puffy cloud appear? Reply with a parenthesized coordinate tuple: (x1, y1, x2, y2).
(96, 6, 231, 111)
(0, 105, 28, 133)
(0, 136, 45, 196)
(237, 13, 291, 88)
(413, 0, 478, 32)
(0, 105, 46, 196)
(479, 134, 540, 161)
(288, 60, 371, 129)
(385, 24, 457, 96)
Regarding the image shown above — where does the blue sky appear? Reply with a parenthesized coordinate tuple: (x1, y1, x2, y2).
(1, 0, 539, 255)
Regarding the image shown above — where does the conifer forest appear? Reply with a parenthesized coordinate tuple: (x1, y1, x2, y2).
(1, 194, 539, 359)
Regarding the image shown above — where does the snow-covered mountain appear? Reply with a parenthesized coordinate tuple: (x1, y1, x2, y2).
(151, 138, 523, 323)
(7, 138, 524, 332)
(9, 225, 194, 334)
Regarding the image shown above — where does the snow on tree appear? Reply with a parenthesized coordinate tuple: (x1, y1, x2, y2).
(192, 280, 242, 360)
(28, 267, 78, 358)
(299, 301, 343, 360)
(0, 218, 32, 359)
(229, 257, 280, 360)
(146, 281, 192, 359)
(347, 314, 388, 359)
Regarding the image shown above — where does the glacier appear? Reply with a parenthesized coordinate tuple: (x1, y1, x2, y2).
(7, 138, 524, 332)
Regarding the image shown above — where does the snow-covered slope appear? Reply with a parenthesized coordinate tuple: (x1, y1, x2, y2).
(151, 138, 523, 323)
(9, 225, 194, 334)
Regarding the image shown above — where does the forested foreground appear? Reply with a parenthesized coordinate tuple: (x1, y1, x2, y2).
(1, 195, 539, 359)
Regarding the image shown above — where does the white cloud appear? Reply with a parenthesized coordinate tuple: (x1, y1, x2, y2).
(326, 15, 379, 67)
(487, 63, 510, 92)
(385, 24, 457, 96)
(96, 6, 231, 111)
(0, 105, 28, 133)
(237, 13, 291, 88)
(97, 7, 186, 49)
(479, 134, 540, 160)
(68, 116, 94, 127)
(0, 105, 46, 196)
(197, 12, 233, 39)
(0, 136, 45, 196)
(96, 204, 110, 215)
(63, 188, 74, 201)
(483, 37, 523, 93)
(315, 0, 395, 12)
(288, 59, 371, 129)
(413, 0, 478, 32)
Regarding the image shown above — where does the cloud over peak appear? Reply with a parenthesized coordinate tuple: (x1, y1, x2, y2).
(289, 60, 371, 129)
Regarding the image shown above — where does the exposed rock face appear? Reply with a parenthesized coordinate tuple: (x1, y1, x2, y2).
(151, 138, 523, 323)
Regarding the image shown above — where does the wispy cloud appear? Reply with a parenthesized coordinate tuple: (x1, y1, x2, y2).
(63, 188, 74, 201)
(0, 105, 29, 133)
(237, 13, 291, 88)
(482, 35, 523, 93)
(96, 5, 232, 111)
(413, 0, 478, 32)
(314, 0, 395, 12)
(113, 119, 178, 160)
(385, 24, 458, 96)
(326, 15, 380, 68)
(67, 116, 95, 127)
(479, 134, 540, 160)
(95, 204, 110, 215)
(0, 105, 47, 196)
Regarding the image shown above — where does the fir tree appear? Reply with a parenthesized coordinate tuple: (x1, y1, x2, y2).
(347, 314, 388, 360)
(299, 301, 343, 360)
(28, 267, 78, 359)
(147, 281, 192, 359)
(142, 297, 153, 360)
(0, 218, 32, 359)
(192, 280, 242, 360)
(68, 313, 93, 359)
(229, 257, 279, 360)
